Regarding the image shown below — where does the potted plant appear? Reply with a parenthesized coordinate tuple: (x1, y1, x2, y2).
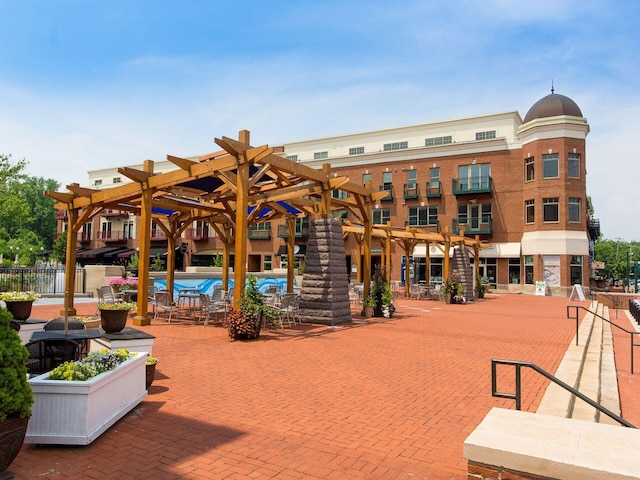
(0, 307, 34, 477)
(443, 272, 464, 304)
(1, 291, 41, 320)
(76, 315, 101, 329)
(145, 356, 158, 390)
(98, 302, 137, 333)
(370, 266, 394, 317)
(108, 278, 138, 292)
(476, 276, 490, 298)
(361, 295, 375, 318)
(227, 275, 279, 340)
(128, 252, 139, 276)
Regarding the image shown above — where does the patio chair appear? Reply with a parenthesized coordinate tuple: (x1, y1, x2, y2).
(409, 284, 422, 300)
(25, 338, 80, 376)
(198, 293, 227, 326)
(429, 283, 443, 301)
(44, 317, 87, 357)
(275, 293, 297, 328)
(96, 285, 123, 305)
(154, 291, 178, 322)
(148, 285, 158, 315)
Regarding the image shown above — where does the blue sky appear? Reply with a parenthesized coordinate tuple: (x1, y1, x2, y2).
(0, 1, 638, 240)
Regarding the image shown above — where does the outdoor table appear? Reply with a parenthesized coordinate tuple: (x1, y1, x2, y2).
(178, 289, 201, 317)
(122, 290, 138, 302)
(30, 328, 102, 342)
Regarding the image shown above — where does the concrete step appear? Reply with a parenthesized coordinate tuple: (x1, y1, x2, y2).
(537, 301, 620, 425)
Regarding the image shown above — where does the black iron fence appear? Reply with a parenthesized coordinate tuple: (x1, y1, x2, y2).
(0, 267, 86, 295)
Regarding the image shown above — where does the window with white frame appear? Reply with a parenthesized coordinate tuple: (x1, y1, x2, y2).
(408, 206, 438, 226)
(568, 197, 581, 222)
(543, 153, 559, 178)
(382, 171, 392, 191)
(113, 177, 122, 184)
(568, 153, 580, 178)
(425, 135, 452, 146)
(314, 151, 328, 160)
(286, 154, 298, 162)
(524, 256, 534, 284)
(373, 208, 390, 225)
(123, 220, 134, 239)
(475, 130, 496, 141)
(406, 169, 417, 188)
(525, 199, 535, 224)
(349, 146, 364, 155)
(94, 179, 102, 186)
(543, 197, 559, 222)
(383, 141, 408, 151)
(508, 258, 521, 284)
(570, 256, 582, 285)
(263, 255, 272, 271)
(429, 167, 440, 190)
(362, 173, 372, 186)
(525, 157, 534, 182)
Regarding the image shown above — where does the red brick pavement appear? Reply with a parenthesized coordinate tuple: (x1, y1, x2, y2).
(11, 293, 624, 480)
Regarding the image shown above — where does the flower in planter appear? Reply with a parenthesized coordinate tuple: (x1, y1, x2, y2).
(48, 348, 134, 381)
(0, 291, 41, 302)
(98, 301, 137, 311)
(108, 278, 138, 291)
(145, 356, 158, 365)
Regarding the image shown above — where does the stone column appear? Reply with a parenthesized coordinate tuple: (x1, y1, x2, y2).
(298, 219, 352, 325)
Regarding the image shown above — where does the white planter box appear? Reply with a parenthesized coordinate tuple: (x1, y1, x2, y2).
(26, 352, 148, 445)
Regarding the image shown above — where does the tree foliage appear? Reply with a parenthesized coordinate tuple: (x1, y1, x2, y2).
(594, 238, 640, 282)
(0, 154, 60, 266)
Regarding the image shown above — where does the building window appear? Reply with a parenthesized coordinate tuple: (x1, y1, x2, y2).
(568, 153, 580, 178)
(408, 206, 438, 226)
(525, 157, 534, 182)
(525, 199, 535, 224)
(428, 167, 440, 193)
(475, 130, 496, 141)
(425, 135, 452, 146)
(524, 255, 534, 284)
(383, 141, 408, 151)
(373, 208, 390, 225)
(406, 169, 417, 188)
(543, 197, 559, 222)
(570, 256, 582, 285)
(568, 197, 581, 222)
(123, 220, 134, 239)
(458, 163, 491, 190)
(331, 189, 348, 200)
(362, 173, 372, 186)
(508, 258, 521, 284)
(113, 177, 122, 184)
(543, 153, 559, 178)
(313, 151, 328, 160)
(263, 255, 272, 271)
(253, 222, 270, 231)
(349, 146, 364, 155)
(94, 179, 102, 186)
(382, 171, 392, 191)
(286, 154, 298, 162)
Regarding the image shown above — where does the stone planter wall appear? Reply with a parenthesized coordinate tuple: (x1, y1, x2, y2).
(26, 353, 147, 445)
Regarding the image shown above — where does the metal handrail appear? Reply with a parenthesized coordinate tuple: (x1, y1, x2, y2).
(567, 305, 640, 374)
(491, 358, 636, 428)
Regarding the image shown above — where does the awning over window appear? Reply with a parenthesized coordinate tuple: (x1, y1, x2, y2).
(76, 247, 127, 259)
(479, 242, 521, 258)
(276, 245, 306, 256)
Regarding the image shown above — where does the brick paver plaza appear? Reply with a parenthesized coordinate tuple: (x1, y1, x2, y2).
(11, 293, 639, 479)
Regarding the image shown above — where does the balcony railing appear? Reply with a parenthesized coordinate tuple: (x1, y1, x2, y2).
(100, 209, 128, 217)
(277, 224, 309, 239)
(425, 182, 441, 198)
(248, 225, 272, 240)
(378, 184, 393, 201)
(184, 227, 209, 241)
(96, 230, 128, 242)
(403, 183, 419, 199)
(451, 217, 492, 235)
(404, 221, 439, 233)
(54, 210, 68, 220)
(77, 232, 92, 244)
(452, 176, 493, 195)
(150, 229, 167, 241)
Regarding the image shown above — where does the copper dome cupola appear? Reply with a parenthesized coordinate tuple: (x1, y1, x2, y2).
(523, 89, 583, 123)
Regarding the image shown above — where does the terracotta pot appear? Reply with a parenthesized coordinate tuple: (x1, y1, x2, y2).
(99, 309, 128, 333)
(4, 300, 34, 321)
(0, 416, 29, 477)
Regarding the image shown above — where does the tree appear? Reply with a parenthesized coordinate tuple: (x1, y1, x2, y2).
(52, 230, 67, 264)
(17, 176, 59, 250)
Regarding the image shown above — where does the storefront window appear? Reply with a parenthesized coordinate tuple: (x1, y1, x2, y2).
(508, 258, 521, 284)
(570, 256, 582, 285)
(524, 256, 534, 285)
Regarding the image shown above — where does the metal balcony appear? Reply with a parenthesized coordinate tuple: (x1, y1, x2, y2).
(452, 176, 493, 195)
(97, 230, 128, 243)
(451, 217, 492, 235)
(403, 183, 419, 200)
(248, 225, 271, 240)
(184, 227, 209, 241)
(425, 182, 441, 198)
(378, 184, 393, 201)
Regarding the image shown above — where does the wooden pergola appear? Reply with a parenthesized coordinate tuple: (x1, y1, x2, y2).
(47, 130, 488, 324)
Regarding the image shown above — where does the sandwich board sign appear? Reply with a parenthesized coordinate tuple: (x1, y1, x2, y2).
(535, 281, 546, 296)
(569, 284, 586, 301)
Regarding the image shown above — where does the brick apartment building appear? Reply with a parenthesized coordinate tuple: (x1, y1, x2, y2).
(64, 90, 598, 296)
